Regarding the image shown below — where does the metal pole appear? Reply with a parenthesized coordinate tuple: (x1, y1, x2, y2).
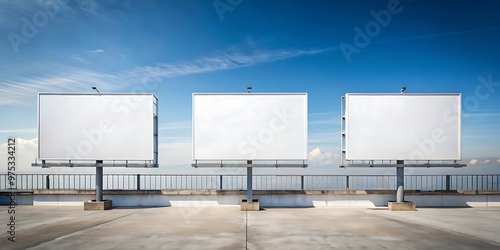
(96, 160, 103, 202)
(247, 160, 252, 202)
(396, 160, 404, 202)
(246, 87, 253, 202)
(46, 175, 50, 190)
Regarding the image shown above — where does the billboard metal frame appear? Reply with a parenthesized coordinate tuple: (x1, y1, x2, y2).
(192, 91, 308, 208)
(33, 93, 159, 168)
(339, 92, 466, 206)
(192, 93, 308, 166)
(340, 93, 465, 168)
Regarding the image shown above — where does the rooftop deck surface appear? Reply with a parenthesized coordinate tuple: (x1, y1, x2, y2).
(1, 206, 499, 249)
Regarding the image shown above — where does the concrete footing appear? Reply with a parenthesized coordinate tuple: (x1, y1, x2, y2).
(388, 201, 416, 211)
(84, 200, 113, 210)
(241, 199, 260, 211)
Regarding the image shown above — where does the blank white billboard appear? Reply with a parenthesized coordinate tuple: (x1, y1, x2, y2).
(193, 93, 308, 161)
(345, 94, 461, 161)
(38, 93, 158, 162)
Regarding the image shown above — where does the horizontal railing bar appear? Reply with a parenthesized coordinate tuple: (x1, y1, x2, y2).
(0, 174, 498, 191)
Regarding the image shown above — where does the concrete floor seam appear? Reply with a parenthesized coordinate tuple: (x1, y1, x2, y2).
(245, 211, 248, 250)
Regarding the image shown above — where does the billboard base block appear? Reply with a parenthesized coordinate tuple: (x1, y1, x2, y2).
(241, 199, 260, 211)
(84, 200, 112, 211)
(388, 201, 416, 211)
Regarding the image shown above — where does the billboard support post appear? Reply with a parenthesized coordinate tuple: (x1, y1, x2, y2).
(389, 160, 415, 211)
(247, 160, 253, 202)
(34, 93, 157, 211)
(84, 160, 112, 210)
(192, 92, 308, 211)
(84, 160, 111, 210)
(396, 160, 404, 203)
(246, 88, 254, 206)
(96, 160, 103, 202)
(340, 93, 464, 210)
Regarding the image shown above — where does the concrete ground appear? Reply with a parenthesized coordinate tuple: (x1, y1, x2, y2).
(1, 206, 499, 250)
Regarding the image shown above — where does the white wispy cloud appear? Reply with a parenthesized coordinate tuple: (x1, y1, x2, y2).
(0, 128, 36, 134)
(462, 112, 500, 118)
(159, 120, 191, 131)
(469, 159, 479, 165)
(127, 48, 332, 80)
(0, 47, 332, 107)
(76, 0, 98, 12)
(16, 137, 37, 147)
(0, 67, 125, 106)
(309, 111, 340, 126)
(158, 136, 191, 142)
(305, 112, 340, 145)
(88, 49, 105, 53)
(0, 0, 79, 31)
(70, 56, 89, 63)
(309, 131, 339, 144)
(467, 159, 498, 165)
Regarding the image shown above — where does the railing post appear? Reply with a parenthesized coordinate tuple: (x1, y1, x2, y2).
(137, 174, 141, 190)
(301, 175, 304, 190)
(346, 176, 350, 190)
(446, 175, 450, 191)
(219, 175, 223, 190)
(46, 175, 50, 190)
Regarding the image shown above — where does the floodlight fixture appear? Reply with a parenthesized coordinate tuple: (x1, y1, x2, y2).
(247, 86, 252, 93)
(400, 87, 406, 93)
(91, 86, 100, 93)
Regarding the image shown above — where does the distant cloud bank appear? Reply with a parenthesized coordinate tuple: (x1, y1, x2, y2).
(308, 148, 337, 166)
(468, 158, 499, 165)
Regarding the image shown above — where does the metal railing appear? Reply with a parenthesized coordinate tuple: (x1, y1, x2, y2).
(0, 174, 498, 191)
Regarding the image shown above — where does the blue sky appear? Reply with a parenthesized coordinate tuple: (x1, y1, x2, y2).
(0, 0, 499, 175)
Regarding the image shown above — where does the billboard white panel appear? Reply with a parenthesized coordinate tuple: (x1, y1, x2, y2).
(345, 94, 461, 161)
(193, 93, 308, 161)
(38, 93, 158, 162)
